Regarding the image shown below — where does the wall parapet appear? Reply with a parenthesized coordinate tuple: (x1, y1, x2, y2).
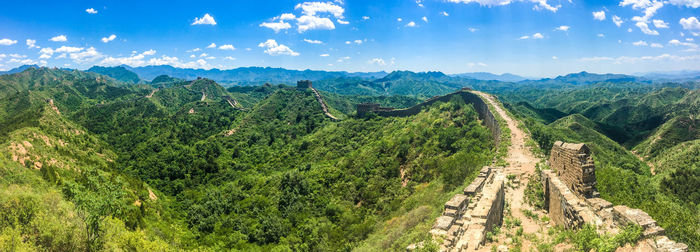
(429, 166, 505, 251)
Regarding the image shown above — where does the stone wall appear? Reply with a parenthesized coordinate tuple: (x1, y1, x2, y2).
(542, 142, 687, 251)
(430, 166, 505, 251)
(359, 89, 501, 146)
(548, 141, 597, 198)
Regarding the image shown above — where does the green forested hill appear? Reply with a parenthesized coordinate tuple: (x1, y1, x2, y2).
(0, 67, 496, 251)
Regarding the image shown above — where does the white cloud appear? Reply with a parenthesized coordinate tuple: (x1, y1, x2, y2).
(552, 56, 558, 60)
(0, 38, 17, 46)
(580, 53, 700, 63)
(304, 39, 323, 44)
(619, 0, 654, 9)
(26, 39, 38, 49)
(143, 49, 156, 55)
(405, 21, 417, 27)
(85, 8, 98, 14)
(200, 53, 208, 57)
(320, 53, 330, 57)
(39, 54, 52, 59)
(337, 19, 349, 24)
(446, 0, 561, 12)
(354, 39, 363, 44)
(69, 47, 102, 63)
(687, 38, 695, 41)
(636, 22, 659, 35)
(188, 48, 201, 52)
(345, 41, 351, 44)
(101, 34, 116, 43)
(441, 11, 449, 16)
(669, 39, 698, 48)
(653, 19, 669, 28)
(554, 25, 570, 31)
(10, 54, 27, 58)
(258, 39, 299, 56)
(593, 11, 606, 21)
(337, 56, 350, 62)
(192, 13, 217, 25)
(219, 44, 235, 50)
(397, 18, 403, 22)
(295, 2, 345, 18)
(278, 13, 297, 20)
(628, 28, 634, 32)
(668, 0, 700, 8)
(260, 21, 292, 33)
(633, 40, 649, 46)
(613, 15, 624, 27)
(190, 54, 196, 58)
(50, 35, 67, 42)
(650, 43, 664, 48)
(519, 33, 543, 39)
(225, 56, 236, 60)
(206, 43, 216, 48)
(679, 17, 700, 35)
(56, 46, 84, 53)
(362, 16, 370, 20)
(468, 27, 478, 32)
(422, 16, 428, 23)
(297, 15, 335, 32)
(369, 58, 386, 65)
(597, 33, 605, 37)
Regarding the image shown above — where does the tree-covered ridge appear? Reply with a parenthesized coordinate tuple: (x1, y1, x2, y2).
(87, 66, 142, 84)
(0, 67, 498, 251)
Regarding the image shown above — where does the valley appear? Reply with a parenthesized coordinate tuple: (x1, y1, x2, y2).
(0, 66, 697, 251)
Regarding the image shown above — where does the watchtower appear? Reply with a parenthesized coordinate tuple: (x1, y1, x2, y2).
(297, 80, 312, 89)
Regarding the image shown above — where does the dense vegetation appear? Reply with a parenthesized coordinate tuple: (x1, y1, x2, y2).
(1, 65, 698, 251)
(0, 67, 496, 251)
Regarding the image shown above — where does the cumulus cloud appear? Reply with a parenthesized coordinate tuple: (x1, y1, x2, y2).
(422, 16, 428, 23)
(668, 0, 700, 8)
(653, 19, 669, 28)
(593, 11, 606, 21)
(0, 38, 17, 46)
(320, 53, 330, 57)
(260, 21, 292, 33)
(650, 43, 664, 48)
(192, 13, 217, 25)
(468, 27, 478, 32)
(258, 39, 299, 56)
(554, 25, 570, 31)
(405, 21, 417, 27)
(669, 39, 698, 48)
(441, 11, 449, 16)
(397, 18, 403, 22)
(143, 49, 156, 55)
(679, 17, 700, 35)
(552, 56, 558, 60)
(297, 15, 335, 32)
(225, 56, 236, 60)
(69, 47, 102, 63)
(219, 44, 235, 50)
(86, 8, 97, 14)
(50, 35, 67, 42)
(26, 39, 38, 48)
(337, 56, 350, 62)
(447, 0, 561, 12)
(295, 2, 344, 18)
(613, 15, 624, 27)
(101, 34, 116, 43)
(206, 43, 216, 48)
(337, 19, 349, 24)
(362, 16, 370, 20)
(633, 40, 648, 46)
(636, 22, 659, 35)
(580, 53, 700, 63)
(369, 58, 386, 65)
(304, 39, 323, 44)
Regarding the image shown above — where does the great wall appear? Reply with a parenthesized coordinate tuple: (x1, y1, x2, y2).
(408, 90, 689, 251)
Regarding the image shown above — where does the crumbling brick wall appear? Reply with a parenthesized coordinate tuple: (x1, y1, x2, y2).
(548, 141, 597, 198)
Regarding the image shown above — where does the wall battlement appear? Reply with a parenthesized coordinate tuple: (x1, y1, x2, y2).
(548, 141, 597, 198)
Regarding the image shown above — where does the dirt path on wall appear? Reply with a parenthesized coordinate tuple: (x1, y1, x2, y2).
(473, 92, 550, 251)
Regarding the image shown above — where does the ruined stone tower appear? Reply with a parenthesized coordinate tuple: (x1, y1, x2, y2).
(548, 141, 597, 198)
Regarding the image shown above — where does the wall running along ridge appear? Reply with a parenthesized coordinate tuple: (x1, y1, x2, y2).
(543, 141, 688, 251)
(357, 88, 501, 146)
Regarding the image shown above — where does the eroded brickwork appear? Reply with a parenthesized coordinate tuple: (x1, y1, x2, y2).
(543, 141, 687, 251)
(548, 141, 597, 198)
(429, 166, 505, 251)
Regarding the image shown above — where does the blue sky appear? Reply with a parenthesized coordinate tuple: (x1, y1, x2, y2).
(1, 0, 699, 77)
